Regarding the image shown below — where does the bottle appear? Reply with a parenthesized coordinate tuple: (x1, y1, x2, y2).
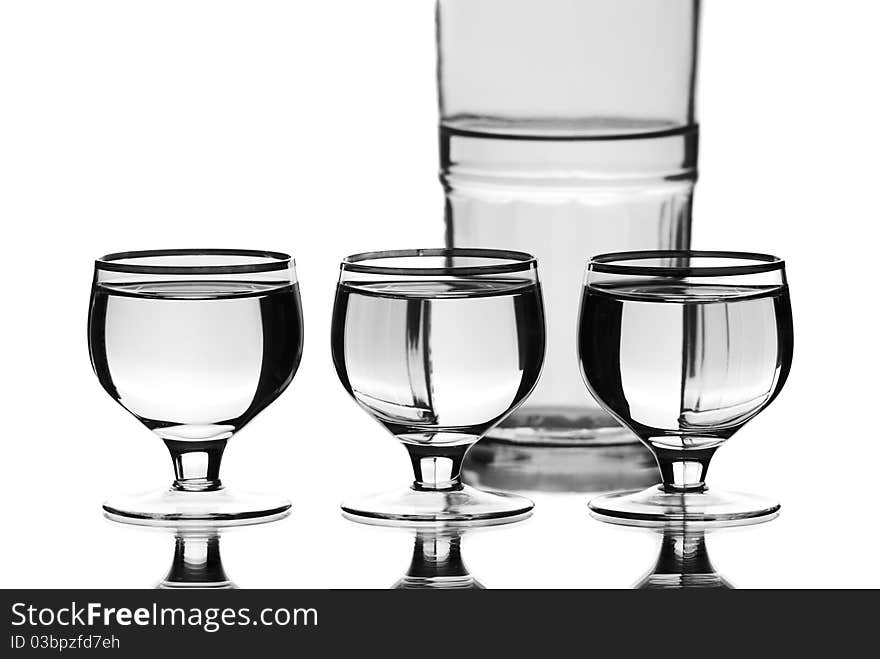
(437, 0, 701, 490)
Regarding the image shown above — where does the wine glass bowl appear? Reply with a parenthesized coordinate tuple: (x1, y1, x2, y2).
(332, 248, 545, 525)
(579, 250, 793, 525)
(88, 249, 303, 524)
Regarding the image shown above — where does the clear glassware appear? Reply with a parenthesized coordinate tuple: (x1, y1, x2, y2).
(579, 251, 793, 524)
(332, 248, 545, 525)
(158, 528, 236, 589)
(393, 529, 482, 590)
(635, 524, 732, 590)
(439, 0, 700, 466)
(88, 249, 303, 524)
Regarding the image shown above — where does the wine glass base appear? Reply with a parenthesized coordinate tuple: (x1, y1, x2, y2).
(341, 484, 534, 528)
(589, 485, 780, 529)
(103, 487, 291, 528)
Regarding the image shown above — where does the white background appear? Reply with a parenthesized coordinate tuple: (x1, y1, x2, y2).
(1, 0, 878, 588)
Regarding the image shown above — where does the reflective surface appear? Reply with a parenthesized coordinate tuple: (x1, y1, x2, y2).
(634, 524, 734, 590)
(159, 529, 236, 590)
(393, 529, 483, 590)
(91, 493, 796, 589)
(105, 509, 292, 588)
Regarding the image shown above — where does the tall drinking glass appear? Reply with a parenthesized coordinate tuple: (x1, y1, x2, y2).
(88, 249, 303, 524)
(438, 0, 701, 483)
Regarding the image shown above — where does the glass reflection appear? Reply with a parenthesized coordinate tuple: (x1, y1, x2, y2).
(393, 530, 483, 590)
(159, 529, 235, 590)
(107, 507, 288, 588)
(635, 525, 732, 590)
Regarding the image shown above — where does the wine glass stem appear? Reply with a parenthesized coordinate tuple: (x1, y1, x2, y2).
(165, 439, 227, 492)
(404, 443, 471, 491)
(653, 446, 717, 492)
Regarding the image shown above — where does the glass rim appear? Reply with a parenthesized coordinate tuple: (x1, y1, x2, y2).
(340, 248, 537, 276)
(95, 249, 293, 275)
(589, 250, 785, 277)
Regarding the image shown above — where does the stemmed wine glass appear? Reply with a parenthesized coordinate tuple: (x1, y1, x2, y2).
(578, 250, 793, 524)
(88, 249, 304, 524)
(332, 248, 546, 525)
